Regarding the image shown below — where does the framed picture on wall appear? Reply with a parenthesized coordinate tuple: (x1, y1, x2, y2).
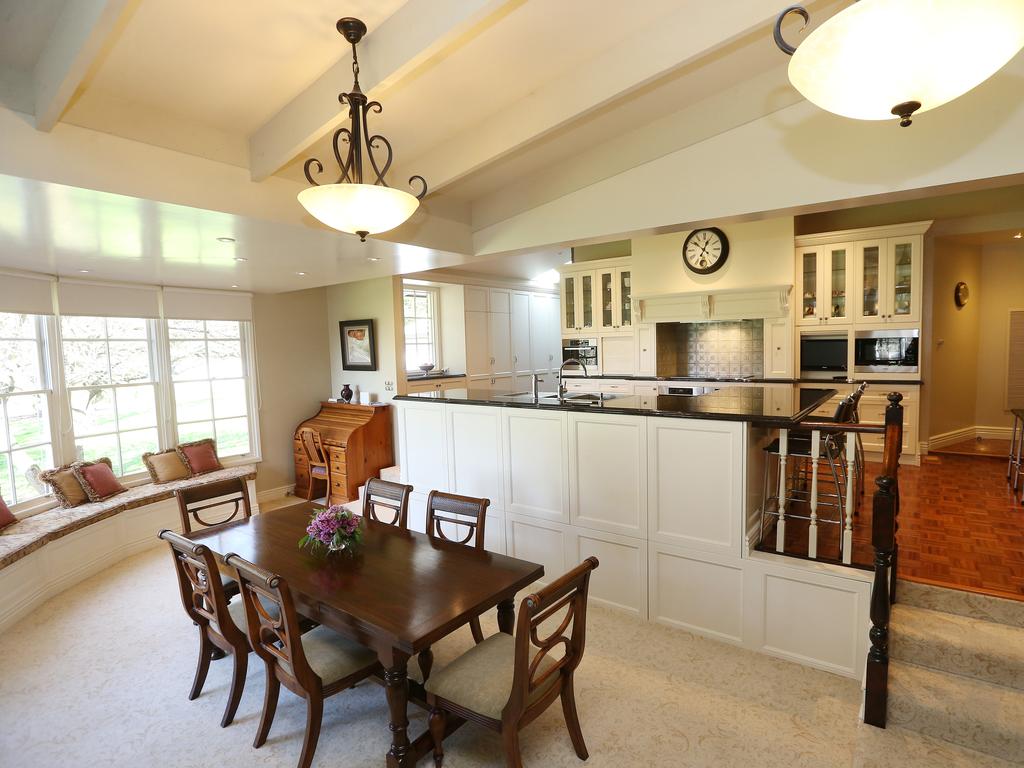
(339, 319, 377, 371)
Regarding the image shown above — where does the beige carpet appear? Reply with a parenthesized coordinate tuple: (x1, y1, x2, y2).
(0, 547, 1009, 767)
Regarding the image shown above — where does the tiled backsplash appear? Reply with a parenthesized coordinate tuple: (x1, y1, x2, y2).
(686, 320, 764, 378)
(657, 320, 764, 378)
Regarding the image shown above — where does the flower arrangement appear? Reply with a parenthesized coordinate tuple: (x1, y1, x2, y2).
(299, 505, 362, 553)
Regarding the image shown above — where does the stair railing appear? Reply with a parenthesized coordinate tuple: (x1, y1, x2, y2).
(863, 392, 905, 728)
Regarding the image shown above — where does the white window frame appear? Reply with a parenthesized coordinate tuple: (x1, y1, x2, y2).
(59, 316, 165, 479)
(0, 314, 57, 508)
(162, 319, 260, 462)
(403, 286, 442, 373)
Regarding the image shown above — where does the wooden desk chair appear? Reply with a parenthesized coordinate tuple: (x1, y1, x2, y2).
(298, 427, 331, 501)
(159, 529, 254, 728)
(361, 477, 413, 528)
(426, 557, 599, 768)
(416, 491, 491, 682)
(176, 476, 253, 535)
(225, 553, 381, 768)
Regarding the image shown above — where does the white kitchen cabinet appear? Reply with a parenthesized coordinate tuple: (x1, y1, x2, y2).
(406, 376, 467, 394)
(488, 310, 512, 375)
(649, 543, 744, 643)
(636, 324, 655, 375)
(488, 288, 511, 314)
(597, 267, 632, 332)
(574, 528, 647, 618)
(465, 310, 490, 377)
(796, 244, 852, 327)
(568, 412, 647, 538)
(510, 291, 531, 374)
(502, 409, 569, 522)
(397, 401, 449, 493)
(446, 404, 505, 509)
(763, 318, 792, 378)
(465, 285, 488, 312)
(855, 236, 922, 325)
(529, 293, 559, 372)
(599, 334, 635, 375)
(560, 270, 596, 334)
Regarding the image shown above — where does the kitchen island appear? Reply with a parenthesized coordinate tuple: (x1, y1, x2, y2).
(392, 385, 875, 679)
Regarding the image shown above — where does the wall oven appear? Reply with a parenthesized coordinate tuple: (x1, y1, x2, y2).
(561, 337, 598, 372)
(854, 329, 919, 374)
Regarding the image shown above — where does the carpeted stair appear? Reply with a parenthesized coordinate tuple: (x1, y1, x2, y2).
(881, 580, 1024, 763)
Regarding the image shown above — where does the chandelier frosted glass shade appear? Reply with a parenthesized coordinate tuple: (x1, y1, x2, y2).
(785, 0, 1024, 124)
(298, 183, 420, 240)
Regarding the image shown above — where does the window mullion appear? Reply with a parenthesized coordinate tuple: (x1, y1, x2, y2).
(155, 318, 175, 449)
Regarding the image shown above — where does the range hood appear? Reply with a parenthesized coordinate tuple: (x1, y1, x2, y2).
(633, 284, 792, 323)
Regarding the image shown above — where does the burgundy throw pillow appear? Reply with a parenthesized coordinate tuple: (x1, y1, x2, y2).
(0, 495, 15, 531)
(177, 439, 223, 475)
(73, 461, 127, 502)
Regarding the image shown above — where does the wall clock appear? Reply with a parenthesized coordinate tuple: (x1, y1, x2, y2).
(682, 227, 730, 275)
(954, 281, 970, 308)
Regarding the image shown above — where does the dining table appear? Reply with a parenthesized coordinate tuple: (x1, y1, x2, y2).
(187, 502, 544, 767)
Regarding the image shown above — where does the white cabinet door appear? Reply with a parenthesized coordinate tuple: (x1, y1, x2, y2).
(465, 285, 488, 312)
(447, 404, 504, 510)
(597, 267, 618, 331)
(573, 528, 647, 618)
(796, 246, 822, 326)
(636, 323, 655, 375)
(505, 513, 570, 585)
(600, 334, 635, 375)
(510, 291, 531, 374)
(763, 318, 791, 378)
(649, 543, 744, 643)
(529, 293, 549, 371)
(488, 288, 511, 314)
(503, 409, 569, 522)
(854, 239, 885, 323)
(887, 235, 922, 324)
(568, 413, 647, 537)
(546, 294, 562, 370)
(560, 274, 578, 334)
(822, 244, 852, 324)
(647, 418, 744, 556)
(488, 310, 513, 375)
(465, 310, 490, 377)
(397, 402, 449, 493)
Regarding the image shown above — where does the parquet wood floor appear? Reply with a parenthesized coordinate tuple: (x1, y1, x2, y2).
(756, 453, 1024, 600)
(930, 438, 1011, 459)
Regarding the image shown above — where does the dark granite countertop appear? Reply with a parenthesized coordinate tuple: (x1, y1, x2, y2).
(557, 374, 923, 386)
(395, 385, 837, 427)
(405, 371, 467, 381)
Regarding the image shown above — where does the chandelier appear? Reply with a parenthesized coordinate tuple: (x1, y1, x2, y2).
(774, 0, 1024, 126)
(298, 18, 427, 241)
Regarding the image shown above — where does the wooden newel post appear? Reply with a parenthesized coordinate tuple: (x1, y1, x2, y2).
(863, 392, 903, 728)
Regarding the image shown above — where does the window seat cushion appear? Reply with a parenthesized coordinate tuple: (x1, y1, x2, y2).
(0, 464, 257, 571)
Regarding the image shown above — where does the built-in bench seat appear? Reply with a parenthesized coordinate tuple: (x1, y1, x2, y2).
(0, 464, 257, 572)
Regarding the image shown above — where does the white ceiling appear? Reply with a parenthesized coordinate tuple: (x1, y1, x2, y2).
(0, 0, 65, 72)
(0, 173, 470, 293)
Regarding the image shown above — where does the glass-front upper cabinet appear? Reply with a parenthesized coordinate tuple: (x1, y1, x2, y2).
(561, 274, 577, 334)
(580, 273, 594, 330)
(597, 267, 632, 331)
(854, 236, 921, 324)
(796, 246, 851, 326)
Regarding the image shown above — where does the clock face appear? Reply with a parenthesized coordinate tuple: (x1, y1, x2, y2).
(683, 228, 729, 275)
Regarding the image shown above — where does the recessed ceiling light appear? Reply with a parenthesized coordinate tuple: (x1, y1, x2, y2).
(296, 271, 306, 276)
(230, 284, 238, 288)
(216, 236, 236, 243)
(233, 257, 247, 262)
(367, 256, 381, 262)
(78, 269, 90, 273)
(1014, 232, 1023, 239)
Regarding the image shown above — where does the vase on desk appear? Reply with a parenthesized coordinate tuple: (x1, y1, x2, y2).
(340, 384, 354, 403)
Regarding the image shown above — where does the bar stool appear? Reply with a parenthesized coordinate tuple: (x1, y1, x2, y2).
(1009, 409, 1024, 503)
(759, 395, 857, 560)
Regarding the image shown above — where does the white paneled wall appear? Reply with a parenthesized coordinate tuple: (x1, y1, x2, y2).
(396, 401, 872, 678)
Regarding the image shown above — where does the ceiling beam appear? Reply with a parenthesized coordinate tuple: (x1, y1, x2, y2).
(33, 0, 131, 132)
(404, 0, 791, 195)
(248, 0, 520, 182)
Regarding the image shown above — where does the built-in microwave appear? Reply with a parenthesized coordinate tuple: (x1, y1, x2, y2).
(854, 329, 919, 374)
(561, 338, 598, 373)
(799, 333, 849, 379)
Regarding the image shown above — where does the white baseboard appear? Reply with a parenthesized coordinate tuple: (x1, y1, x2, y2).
(256, 483, 294, 504)
(923, 425, 1014, 452)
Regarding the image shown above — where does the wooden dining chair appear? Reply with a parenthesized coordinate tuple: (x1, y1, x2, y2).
(159, 529, 253, 728)
(426, 557, 599, 768)
(224, 553, 381, 768)
(361, 477, 413, 528)
(176, 476, 253, 535)
(298, 427, 331, 501)
(417, 491, 492, 682)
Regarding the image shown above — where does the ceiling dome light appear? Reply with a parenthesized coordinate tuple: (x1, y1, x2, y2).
(774, 0, 1024, 126)
(298, 18, 427, 241)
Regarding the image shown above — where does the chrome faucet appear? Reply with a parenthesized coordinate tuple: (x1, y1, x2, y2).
(558, 358, 589, 398)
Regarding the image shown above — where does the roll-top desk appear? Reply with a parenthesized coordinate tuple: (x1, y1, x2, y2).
(293, 402, 393, 505)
